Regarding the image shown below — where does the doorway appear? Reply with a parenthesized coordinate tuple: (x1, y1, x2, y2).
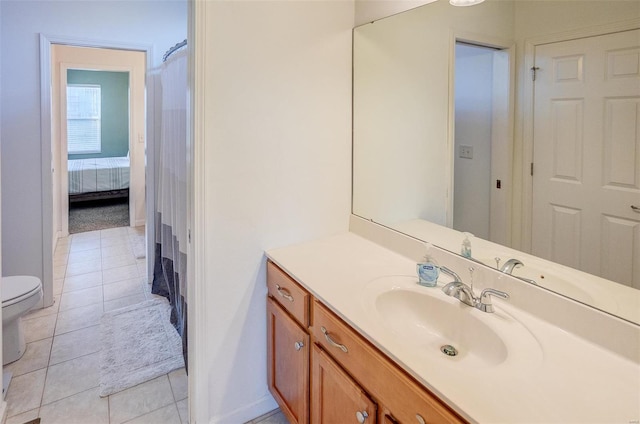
(38, 40, 150, 311)
(51, 44, 146, 241)
(452, 41, 511, 245)
(65, 69, 132, 234)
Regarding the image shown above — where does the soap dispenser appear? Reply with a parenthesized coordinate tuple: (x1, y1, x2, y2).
(416, 242, 439, 287)
(461, 232, 473, 259)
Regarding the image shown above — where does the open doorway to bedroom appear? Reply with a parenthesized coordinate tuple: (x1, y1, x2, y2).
(50, 44, 146, 241)
(66, 69, 132, 234)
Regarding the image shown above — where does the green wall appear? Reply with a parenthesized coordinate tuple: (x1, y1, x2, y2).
(67, 70, 129, 160)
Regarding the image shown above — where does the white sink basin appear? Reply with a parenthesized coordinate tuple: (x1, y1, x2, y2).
(363, 276, 543, 371)
(376, 288, 508, 367)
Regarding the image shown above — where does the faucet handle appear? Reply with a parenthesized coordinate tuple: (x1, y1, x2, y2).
(476, 288, 509, 313)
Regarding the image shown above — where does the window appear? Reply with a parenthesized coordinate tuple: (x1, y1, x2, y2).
(67, 84, 101, 154)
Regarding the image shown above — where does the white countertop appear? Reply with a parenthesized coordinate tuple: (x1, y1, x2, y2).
(266, 231, 640, 424)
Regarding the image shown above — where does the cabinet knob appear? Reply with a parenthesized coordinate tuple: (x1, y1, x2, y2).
(294, 341, 304, 351)
(415, 413, 426, 424)
(356, 411, 369, 424)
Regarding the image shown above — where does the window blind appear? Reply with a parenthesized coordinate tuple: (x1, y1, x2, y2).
(67, 84, 101, 154)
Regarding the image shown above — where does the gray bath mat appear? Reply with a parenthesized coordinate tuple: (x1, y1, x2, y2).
(131, 234, 146, 259)
(99, 298, 184, 397)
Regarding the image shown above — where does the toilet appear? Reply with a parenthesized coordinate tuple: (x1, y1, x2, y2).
(2, 276, 43, 365)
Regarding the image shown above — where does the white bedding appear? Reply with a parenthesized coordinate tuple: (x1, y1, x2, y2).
(68, 156, 130, 195)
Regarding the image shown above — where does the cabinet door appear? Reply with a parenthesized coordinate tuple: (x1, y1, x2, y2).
(381, 413, 398, 424)
(267, 297, 310, 424)
(311, 344, 377, 424)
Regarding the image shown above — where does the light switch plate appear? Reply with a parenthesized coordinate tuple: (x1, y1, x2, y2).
(459, 145, 473, 159)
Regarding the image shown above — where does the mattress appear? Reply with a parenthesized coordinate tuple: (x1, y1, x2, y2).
(68, 156, 130, 195)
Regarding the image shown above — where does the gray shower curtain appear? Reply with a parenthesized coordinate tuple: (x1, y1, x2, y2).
(150, 48, 188, 369)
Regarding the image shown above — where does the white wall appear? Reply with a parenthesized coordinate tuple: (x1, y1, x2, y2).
(0, 1, 186, 285)
(354, 0, 436, 27)
(192, 1, 353, 422)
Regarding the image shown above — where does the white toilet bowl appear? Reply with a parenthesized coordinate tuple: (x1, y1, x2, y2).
(2, 276, 43, 365)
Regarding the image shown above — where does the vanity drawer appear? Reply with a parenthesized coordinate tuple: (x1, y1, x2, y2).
(312, 300, 367, 376)
(382, 373, 463, 424)
(267, 261, 310, 327)
(312, 300, 464, 424)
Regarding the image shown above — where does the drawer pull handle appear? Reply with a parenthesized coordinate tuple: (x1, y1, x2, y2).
(294, 341, 304, 351)
(415, 414, 426, 424)
(356, 411, 369, 424)
(275, 284, 294, 302)
(632, 205, 640, 213)
(321, 326, 348, 353)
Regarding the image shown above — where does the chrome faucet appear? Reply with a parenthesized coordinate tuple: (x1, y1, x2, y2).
(500, 258, 523, 274)
(441, 267, 510, 313)
(497, 258, 538, 285)
(439, 266, 462, 283)
(442, 281, 477, 307)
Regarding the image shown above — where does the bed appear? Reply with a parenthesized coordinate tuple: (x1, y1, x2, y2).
(68, 156, 130, 202)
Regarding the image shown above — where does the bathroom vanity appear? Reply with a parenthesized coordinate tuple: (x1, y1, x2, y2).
(266, 220, 640, 423)
(266, 260, 462, 424)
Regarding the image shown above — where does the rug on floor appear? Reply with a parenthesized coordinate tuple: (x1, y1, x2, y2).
(68, 198, 129, 234)
(131, 232, 146, 259)
(99, 298, 184, 397)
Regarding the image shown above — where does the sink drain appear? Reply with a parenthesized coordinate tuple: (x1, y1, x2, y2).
(440, 344, 458, 357)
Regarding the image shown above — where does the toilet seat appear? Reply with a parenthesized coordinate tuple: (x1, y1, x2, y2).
(2, 276, 42, 307)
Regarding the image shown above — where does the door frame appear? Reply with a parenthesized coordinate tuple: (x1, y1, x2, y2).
(39, 34, 154, 310)
(520, 18, 640, 253)
(57, 57, 143, 237)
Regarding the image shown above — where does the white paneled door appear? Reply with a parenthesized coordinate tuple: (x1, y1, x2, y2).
(532, 29, 640, 289)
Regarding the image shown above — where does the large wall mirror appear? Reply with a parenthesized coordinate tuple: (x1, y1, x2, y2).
(352, 0, 640, 324)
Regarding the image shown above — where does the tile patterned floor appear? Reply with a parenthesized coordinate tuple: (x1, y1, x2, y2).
(2, 227, 188, 424)
(247, 409, 289, 424)
(2, 225, 288, 424)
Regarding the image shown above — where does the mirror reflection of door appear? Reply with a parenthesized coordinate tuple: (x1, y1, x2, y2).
(453, 42, 510, 244)
(531, 29, 640, 289)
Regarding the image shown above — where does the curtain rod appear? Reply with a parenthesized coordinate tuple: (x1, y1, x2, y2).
(163, 39, 187, 62)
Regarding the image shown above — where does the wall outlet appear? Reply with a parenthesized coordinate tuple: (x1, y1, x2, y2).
(459, 145, 473, 159)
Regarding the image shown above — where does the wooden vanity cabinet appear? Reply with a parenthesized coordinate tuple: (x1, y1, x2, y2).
(312, 301, 464, 424)
(311, 344, 377, 423)
(266, 260, 465, 424)
(267, 263, 311, 424)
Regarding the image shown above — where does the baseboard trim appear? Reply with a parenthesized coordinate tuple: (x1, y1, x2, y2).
(210, 394, 277, 424)
(132, 219, 146, 228)
(0, 398, 7, 423)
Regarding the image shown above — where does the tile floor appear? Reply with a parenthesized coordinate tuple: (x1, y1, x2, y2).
(247, 409, 288, 424)
(2, 226, 188, 424)
(1, 225, 288, 424)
